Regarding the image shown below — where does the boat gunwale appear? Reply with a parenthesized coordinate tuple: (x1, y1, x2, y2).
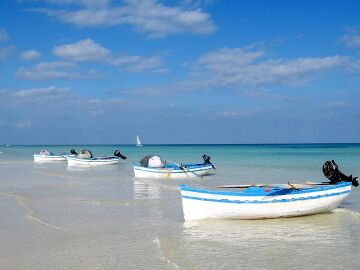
(181, 189, 351, 204)
(133, 163, 214, 174)
(34, 154, 72, 158)
(180, 182, 352, 196)
(66, 156, 119, 162)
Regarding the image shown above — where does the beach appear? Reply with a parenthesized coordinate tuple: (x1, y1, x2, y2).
(0, 144, 359, 270)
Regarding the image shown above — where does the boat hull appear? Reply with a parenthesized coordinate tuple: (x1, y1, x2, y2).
(134, 164, 214, 179)
(34, 154, 73, 162)
(67, 156, 119, 166)
(180, 182, 352, 220)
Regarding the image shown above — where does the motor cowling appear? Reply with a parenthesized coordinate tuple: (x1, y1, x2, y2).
(203, 154, 215, 169)
(203, 154, 211, 164)
(323, 160, 358, 187)
(114, 150, 126, 160)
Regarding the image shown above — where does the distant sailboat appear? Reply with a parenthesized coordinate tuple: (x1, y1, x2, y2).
(136, 135, 143, 147)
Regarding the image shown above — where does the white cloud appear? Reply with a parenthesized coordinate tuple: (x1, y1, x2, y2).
(0, 86, 74, 111)
(109, 54, 163, 72)
(180, 0, 215, 9)
(109, 55, 142, 66)
(122, 56, 163, 72)
(0, 28, 9, 42)
(53, 39, 110, 61)
(15, 86, 70, 97)
(340, 27, 360, 48)
(15, 39, 163, 80)
(218, 109, 258, 120)
(20, 50, 41, 60)
(198, 48, 265, 72)
(193, 47, 347, 88)
(120, 47, 348, 95)
(41, 0, 109, 7)
(323, 101, 348, 110)
(0, 86, 129, 120)
(15, 61, 80, 80)
(52, 38, 164, 72)
(31, 0, 216, 37)
(15, 121, 32, 129)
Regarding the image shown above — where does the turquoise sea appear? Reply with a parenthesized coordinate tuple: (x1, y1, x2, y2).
(0, 144, 359, 269)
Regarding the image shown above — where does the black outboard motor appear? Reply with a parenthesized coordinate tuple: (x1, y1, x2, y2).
(203, 154, 211, 164)
(70, 149, 78, 155)
(323, 160, 358, 187)
(203, 154, 215, 169)
(114, 150, 127, 160)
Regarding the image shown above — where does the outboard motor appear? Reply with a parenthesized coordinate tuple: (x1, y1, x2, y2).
(323, 160, 358, 187)
(114, 150, 126, 160)
(203, 154, 215, 169)
(70, 149, 78, 155)
(202, 154, 211, 164)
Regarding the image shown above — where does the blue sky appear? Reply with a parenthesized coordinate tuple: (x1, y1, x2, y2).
(0, 0, 360, 144)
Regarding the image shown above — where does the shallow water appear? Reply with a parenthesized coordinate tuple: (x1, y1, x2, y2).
(0, 144, 359, 269)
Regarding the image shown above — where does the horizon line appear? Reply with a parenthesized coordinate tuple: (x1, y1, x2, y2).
(2, 142, 360, 147)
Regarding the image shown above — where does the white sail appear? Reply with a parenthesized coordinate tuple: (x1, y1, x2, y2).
(136, 135, 143, 146)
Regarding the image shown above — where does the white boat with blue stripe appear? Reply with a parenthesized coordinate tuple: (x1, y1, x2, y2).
(66, 149, 127, 166)
(33, 149, 75, 162)
(133, 154, 215, 179)
(180, 182, 354, 221)
(67, 156, 121, 166)
(181, 160, 359, 220)
(134, 163, 214, 179)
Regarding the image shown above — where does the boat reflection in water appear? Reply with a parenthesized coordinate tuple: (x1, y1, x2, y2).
(177, 212, 358, 269)
(182, 213, 351, 244)
(133, 179, 161, 200)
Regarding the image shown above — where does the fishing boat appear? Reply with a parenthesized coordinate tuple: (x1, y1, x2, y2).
(33, 149, 75, 162)
(180, 160, 358, 221)
(136, 135, 143, 147)
(133, 154, 215, 179)
(66, 149, 126, 166)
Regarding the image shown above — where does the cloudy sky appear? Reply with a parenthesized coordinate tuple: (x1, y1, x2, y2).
(0, 0, 359, 144)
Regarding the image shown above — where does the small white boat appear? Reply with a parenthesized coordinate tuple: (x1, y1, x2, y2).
(136, 135, 143, 147)
(180, 160, 358, 221)
(66, 149, 126, 166)
(180, 182, 354, 221)
(33, 149, 75, 162)
(134, 163, 214, 179)
(67, 156, 120, 166)
(134, 154, 215, 179)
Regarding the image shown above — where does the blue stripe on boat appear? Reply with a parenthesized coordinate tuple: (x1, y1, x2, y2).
(34, 155, 64, 158)
(181, 189, 351, 204)
(134, 165, 213, 174)
(134, 168, 211, 174)
(180, 182, 351, 196)
(67, 157, 118, 161)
